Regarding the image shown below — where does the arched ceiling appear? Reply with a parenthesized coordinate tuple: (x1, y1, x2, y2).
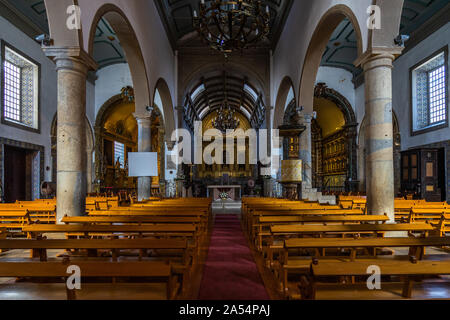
(1, 0, 126, 69)
(320, 0, 449, 77)
(154, 0, 294, 50)
(184, 71, 266, 130)
(320, 18, 360, 76)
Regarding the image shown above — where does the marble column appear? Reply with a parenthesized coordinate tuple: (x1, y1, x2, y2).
(134, 110, 153, 201)
(300, 113, 313, 191)
(86, 149, 93, 194)
(361, 53, 395, 221)
(158, 126, 166, 196)
(44, 47, 97, 222)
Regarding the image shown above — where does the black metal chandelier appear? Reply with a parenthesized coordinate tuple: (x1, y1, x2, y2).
(193, 0, 270, 56)
(212, 104, 240, 133)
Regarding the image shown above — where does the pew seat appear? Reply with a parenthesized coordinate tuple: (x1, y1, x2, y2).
(0, 261, 177, 300)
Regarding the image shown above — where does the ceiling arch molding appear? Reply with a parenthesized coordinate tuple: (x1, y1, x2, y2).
(298, 4, 364, 115)
(87, 4, 151, 116)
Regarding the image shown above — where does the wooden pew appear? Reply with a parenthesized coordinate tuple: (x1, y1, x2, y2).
(89, 209, 209, 233)
(22, 224, 197, 240)
(0, 260, 177, 300)
(435, 214, 450, 237)
(254, 214, 388, 251)
(0, 210, 31, 235)
(62, 215, 202, 225)
(246, 208, 364, 236)
(282, 236, 450, 298)
(265, 223, 434, 271)
(310, 260, 450, 299)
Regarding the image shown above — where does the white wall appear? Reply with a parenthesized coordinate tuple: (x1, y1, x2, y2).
(0, 16, 57, 182)
(316, 66, 356, 113)
(392, 22, 450, 151)
(94, 63, 132, 116)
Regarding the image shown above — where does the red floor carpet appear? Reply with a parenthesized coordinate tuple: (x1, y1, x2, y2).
(198, 214, 270, 300)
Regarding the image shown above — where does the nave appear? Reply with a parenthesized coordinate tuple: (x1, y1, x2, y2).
(0, 195, 449, 300)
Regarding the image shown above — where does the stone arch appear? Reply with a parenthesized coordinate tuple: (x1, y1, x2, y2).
(273, 76, 296, 129)
(50, 113, 94, 192)
(154, 78, 176, 138)
(88, 4, 151, 115)
(312, 83, 359, 190)
(44, 0, 83, 47)
(298, 4, 364, 113)
(368, 0, 405, 49)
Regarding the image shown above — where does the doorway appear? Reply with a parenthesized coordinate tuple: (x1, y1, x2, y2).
(4, 145, 32, 203)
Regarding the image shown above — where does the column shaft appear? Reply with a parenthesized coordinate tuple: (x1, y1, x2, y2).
(300, 114, 313, 191)
(55, 57, 89, 221)
(135, 114, 152, 201)
(363, 53, 395, 221)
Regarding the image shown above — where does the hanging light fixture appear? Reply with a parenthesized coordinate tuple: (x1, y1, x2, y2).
(212, 103, 240, 133)
(193, 0, 270, 56)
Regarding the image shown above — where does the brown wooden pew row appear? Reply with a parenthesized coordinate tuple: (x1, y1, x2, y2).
(62, 215, 202, 225)
(0, 210, 31, 233)
(89, 209, 209, 232)
(247, 209, 365, 237)
(435, 214, 450, 237)
(0, 261, 177, 300)
(22, 224, 197, 239)
(310, 260, 450, 299)
(282, 236, 450, 298)
(265, 223, 434, 269)
(0, 205, 56, 224)
(253, 214, 389, 251)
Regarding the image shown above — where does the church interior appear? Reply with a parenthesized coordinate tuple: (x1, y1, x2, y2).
(0, 0, 449, 302)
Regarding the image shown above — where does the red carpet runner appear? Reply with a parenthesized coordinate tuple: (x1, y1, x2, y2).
(198, 214, 270, 300)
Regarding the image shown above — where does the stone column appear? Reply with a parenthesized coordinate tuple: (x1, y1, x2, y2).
(300, 113, 313, 191)
(361, 52, 396, 221)
(44, 47, 97, 222)
(134, 110, 153, 201)
(158, 126, 166, 196)
(86, 149, 93, 194)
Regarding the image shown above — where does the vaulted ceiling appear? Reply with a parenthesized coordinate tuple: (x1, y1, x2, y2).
(0, 0, 126, 69)
(320, 0, 449, 77)
(154, 0, 294, 50)
(183, 71, 266, 130)
(1, 0, 448, 72)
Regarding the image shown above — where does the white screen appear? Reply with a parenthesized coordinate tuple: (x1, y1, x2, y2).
(128, 152, 158, 177)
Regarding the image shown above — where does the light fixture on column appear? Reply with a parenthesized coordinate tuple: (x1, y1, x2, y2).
(394, 34, 410, 46)
(193, 0, 270, 56)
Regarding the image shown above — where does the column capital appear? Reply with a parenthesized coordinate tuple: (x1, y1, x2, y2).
(354, 47, 403, 70)
(302, 113, 314, 123)
(133, 112, 152, 125)
(166, 141, 176, 151)
(43, 46, 98, 74)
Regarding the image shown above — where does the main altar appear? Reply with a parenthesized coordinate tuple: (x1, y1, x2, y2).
(207, 185, 242, 201)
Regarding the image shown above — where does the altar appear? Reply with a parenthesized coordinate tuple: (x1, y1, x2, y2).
(207, 185, 242, 201)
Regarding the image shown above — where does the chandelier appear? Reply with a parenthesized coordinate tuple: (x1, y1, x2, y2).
(212, 104, 240, 133)
(193, 0, 270, 56)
